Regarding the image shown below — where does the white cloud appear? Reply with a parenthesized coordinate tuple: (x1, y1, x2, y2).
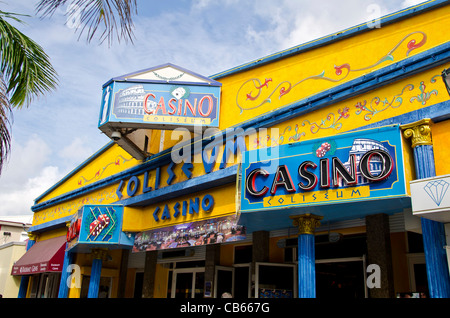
(58, 137, 94, 172)
(0, 136, 64, 216)
(0, 166, 62, 216)
(401, 0, 427, 9)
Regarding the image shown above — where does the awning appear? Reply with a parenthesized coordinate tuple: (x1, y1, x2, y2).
(11, 235, 66, 276)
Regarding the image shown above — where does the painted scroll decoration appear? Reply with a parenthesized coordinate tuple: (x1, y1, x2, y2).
(236, 31, 427, 113)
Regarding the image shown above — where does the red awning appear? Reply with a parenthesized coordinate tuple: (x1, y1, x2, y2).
(11, 235, 66, 275)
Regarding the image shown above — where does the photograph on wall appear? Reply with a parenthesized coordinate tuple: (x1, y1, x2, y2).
(132, 214, 246, 252)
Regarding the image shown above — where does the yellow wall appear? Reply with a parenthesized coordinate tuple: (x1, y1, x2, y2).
(123, 184, 236, 232)
(432, 119, 450, 176)
(31, 3, 450, 241)
(216, 5, 450, 131)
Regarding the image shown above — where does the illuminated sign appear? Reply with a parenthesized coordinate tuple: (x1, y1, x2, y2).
(240, 126, 407, 214)
(98, 64, 222, 133)
(67, 205, 134, 252)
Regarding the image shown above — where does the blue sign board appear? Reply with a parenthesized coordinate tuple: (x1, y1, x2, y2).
(67, 205, 134, 252)
(239, 125, 409, 229)
(98, 64, 222, 132)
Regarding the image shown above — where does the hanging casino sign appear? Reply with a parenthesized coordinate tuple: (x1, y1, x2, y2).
(67, 205, 134, 253)
(240, 125, 408, 215)
(98, 63, 222, 134)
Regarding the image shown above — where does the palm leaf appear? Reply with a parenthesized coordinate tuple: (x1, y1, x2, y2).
(0, 11, 59, 108)
(36, 0, 137, 46)
(0, 11, 58, 173)
(0, 74, 11, 174)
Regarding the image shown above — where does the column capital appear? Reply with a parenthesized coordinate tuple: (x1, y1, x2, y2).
(290, 213, 323, 235)
(401, 118, 433, 148)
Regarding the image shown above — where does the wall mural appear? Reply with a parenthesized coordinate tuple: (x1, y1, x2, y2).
(237, 31, 427, 114)
(33, 187, 118, 226)
(252, 73, 440, 149)
(77, 154, 133, 187)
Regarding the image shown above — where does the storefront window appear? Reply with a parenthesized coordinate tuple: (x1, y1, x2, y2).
(29, 273, 61, 298)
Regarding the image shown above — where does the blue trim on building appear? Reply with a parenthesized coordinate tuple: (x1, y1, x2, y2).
(28, 215, 72, 233)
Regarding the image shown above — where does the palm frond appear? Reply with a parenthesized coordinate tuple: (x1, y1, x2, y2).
(0, 74, 11, 174)
(36, 0, 137, 46)
(0, 11, 59, 108)
(0, 11, 58, 174)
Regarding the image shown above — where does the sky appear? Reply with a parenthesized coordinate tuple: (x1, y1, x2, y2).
(0, 0, 427, 217)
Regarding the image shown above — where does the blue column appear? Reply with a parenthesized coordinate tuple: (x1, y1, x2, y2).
(402, 119, 450, 298)
(17, 234, 37, 298)
(298, 234, 316, 298)
(57, 243, 73, 298)
(291, 214, 322, 298)
(88, 249, 105, 298)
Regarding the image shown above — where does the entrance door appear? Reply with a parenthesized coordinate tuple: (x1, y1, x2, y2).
(171, 267, 205, 298)
(214, 266, 234, 298)
(255, 262, 297, 298)
(315, 257, 367, 299)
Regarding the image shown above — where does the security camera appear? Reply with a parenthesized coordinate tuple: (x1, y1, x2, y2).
(111, 131, 121, 141)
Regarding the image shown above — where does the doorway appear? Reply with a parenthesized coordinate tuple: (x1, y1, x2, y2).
(315, 257, 367, 299)
(170, 267, 205, 298)
(255, 262, 297, 298)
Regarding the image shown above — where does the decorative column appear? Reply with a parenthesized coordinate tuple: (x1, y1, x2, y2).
(291, 213, 323, 298)
(88, 249, 108, 298)
(58, 222, 73, 298)
(401, 119, 450, 298)
(17, 233, 37, 298)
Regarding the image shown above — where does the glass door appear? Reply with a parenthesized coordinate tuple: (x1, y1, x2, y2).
(171, 267, 205, 298)
(214, 266, 234, 298)
(255, 262, 297, 298)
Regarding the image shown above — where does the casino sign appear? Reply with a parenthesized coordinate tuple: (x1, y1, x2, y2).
(239, 125, 411, 231)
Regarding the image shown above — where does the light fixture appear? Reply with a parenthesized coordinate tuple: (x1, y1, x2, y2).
(442, 68, 450, 97)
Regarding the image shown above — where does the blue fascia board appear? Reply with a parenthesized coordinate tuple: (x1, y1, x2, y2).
(31, 41, 450, 214)
(210, 0, 450, 80)
(28, 215, 72, 233)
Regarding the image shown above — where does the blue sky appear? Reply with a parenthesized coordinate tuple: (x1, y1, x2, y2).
(0, 0, 425, 216)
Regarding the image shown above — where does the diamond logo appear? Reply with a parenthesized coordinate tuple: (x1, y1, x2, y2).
(423, 180, 449, 206)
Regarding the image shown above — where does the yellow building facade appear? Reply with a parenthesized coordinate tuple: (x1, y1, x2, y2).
(13, 0, 450, 299)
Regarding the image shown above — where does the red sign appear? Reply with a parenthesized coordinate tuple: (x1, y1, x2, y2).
(67, 218, 81, 242)
(11, 261, 63, 275)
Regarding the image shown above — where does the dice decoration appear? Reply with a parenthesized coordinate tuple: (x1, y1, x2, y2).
(315, 142, 331, 158)
(89, 214, 110, 237)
